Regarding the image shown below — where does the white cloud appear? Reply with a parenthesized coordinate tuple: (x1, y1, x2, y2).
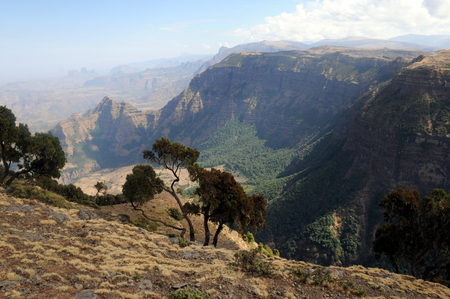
(229, 0, 450, 42)
(219, 42, 230, 48)
(202, 43, 211, 49)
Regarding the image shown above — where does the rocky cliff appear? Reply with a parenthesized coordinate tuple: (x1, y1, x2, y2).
(52, 47, 449, 268)
(52, 96, 160, 183)
(150, 47, 416, 148)
(262, 50, 450, 266)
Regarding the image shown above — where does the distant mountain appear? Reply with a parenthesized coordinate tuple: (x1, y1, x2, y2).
(389, 34, 450, 49)
(196, 40, 309, 74)
(108, 65, 141, 76)
(127, 53, 214, 71)
(51, 46, 450, 268)
(310, 36, 440, 52)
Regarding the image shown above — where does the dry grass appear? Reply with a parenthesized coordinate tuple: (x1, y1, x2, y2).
(0, 188, 449, 299)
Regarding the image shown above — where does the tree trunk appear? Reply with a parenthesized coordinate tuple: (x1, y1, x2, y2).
(203, 210, 210, 246)
(212, 222, 224, 247)
(168, 190, 196, 241)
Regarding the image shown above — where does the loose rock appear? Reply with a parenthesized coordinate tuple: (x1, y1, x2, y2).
(74, 289, 97, 299)
(169, 237, 180, 244)
(172, 282, 187, 289)
(1, 205, 34, 214)
(50, 212, 70, 223)
(78, 209, 99, 220)
(136, 280, 153, 291)
(0, 280, 21, 292)
(182, 251, 200, 259)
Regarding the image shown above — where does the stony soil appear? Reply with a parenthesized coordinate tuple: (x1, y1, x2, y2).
(1, 188, 449, 299)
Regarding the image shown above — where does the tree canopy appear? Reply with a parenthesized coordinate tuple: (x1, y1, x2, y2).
(122, 164, 186, 236)
(0, 106, 66, 185)
(373, 188, 450, 283)
(185, 167, 267, 247)
(143, 138, 200, 241)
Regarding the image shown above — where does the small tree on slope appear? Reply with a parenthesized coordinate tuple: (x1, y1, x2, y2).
(185, 166, 267, 247)
(143, 138, 200, 242)
(122, 164, 187, 237)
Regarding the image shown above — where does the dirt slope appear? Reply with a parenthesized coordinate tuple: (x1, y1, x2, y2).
(0, 188, 449, 299)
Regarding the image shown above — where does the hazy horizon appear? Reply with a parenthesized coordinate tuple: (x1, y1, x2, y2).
(2, 0, 450, 85)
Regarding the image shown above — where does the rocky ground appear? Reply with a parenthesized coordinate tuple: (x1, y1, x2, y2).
(1, 187, 450, 299)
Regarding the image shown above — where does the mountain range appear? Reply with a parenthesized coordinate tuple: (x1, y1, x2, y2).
(48, 42, 450, 267)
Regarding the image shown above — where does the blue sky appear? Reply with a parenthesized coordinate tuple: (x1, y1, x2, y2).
(2, 0, 450, 83)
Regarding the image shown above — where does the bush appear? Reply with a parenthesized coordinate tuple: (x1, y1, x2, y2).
(289, 267, 311, 283)
(119, 214, 159, 232)
(169, 287, 210, 299)
(168, 207, 183, 221)
(312, 266, 336, 285)
(242, 232, 255, 243)
(231, 249, 274, 276)
(9, 182, 75, 209)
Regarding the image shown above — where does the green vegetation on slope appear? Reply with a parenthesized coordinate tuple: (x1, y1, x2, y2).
(197, 118, 296, 188)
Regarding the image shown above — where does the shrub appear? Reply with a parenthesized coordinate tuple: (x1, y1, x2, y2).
(9, 182, 75, 209)
(242, 232, 255, 243)
(339, 280, 366, 297)
(231, 249, 274, 276)
(289, 267, 311, 283)
(312, 266, 336, 285)
(119, 214, 159, 232)
(169, 287, 210, 299)
(168, 207, 183, 221)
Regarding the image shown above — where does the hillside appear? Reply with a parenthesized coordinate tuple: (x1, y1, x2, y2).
(258, 50, 450, 266)
(51, 46, 437, 267)
(1, 186, 449, 299)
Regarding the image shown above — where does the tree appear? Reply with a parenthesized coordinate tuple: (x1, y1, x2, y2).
(185, 167, 267, 247)
(373, 188, 450, 282)
(94, 181, 108, 203)
(143, 138, 200, 241)
(0, 106, 66, 185)
(0, 106, 20, 184)
(122, 164, 187, 237)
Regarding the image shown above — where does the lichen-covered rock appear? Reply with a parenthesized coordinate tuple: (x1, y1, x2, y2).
(78, 209, 99, 220)
(136, 280, 153, 291)
(50, 212, 70, 223)
(0, 280, 20, 292)
(74, 289, 97, 299)
(1, 205, 34, 214)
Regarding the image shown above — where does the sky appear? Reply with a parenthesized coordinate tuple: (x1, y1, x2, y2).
(2, 0, 450, 84)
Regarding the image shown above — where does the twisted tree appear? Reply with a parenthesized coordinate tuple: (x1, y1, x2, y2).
(143, 138, 200, 241)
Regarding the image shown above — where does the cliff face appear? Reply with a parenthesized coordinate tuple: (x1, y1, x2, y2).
(151, 47, 413, 148)
(52, 96, 160, 183)
(263, 50, 450, 266)
(53, 47, 449, 267)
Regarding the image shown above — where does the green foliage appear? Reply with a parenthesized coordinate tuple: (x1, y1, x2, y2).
(340, 280, 366, 297)
(132, 274, 145, 282)
(197, 119, 295, 185)
(9, 182, 75, 209)
(242, 232, 255, 243)
(231, 249, 274, 276)
(122, 165, 164, 207)
(373, 188, 450, 283)
(288, 267, 311, 283)
(311, 266, 336, 285)
(143, 137, 199, 242)
(0, 107, 66, 185)
(168, 207, 183, 221)
(188, 167, 267, 247)
(119, 214, 159, 232)
(169, 287, 211, 299)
